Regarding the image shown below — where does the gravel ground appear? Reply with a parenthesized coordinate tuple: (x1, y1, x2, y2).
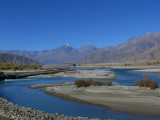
(46, 84, 143, 92)
(0, 97, 101, 120)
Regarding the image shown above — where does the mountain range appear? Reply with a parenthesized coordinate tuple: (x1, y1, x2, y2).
(3, 43, 97, 64)
(0, 32, 160, 65)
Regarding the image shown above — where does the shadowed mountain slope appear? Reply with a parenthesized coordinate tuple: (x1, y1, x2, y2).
(0, 52, 40, 65)
(128, 46, 160, 62)
(0, 57, 6, 64)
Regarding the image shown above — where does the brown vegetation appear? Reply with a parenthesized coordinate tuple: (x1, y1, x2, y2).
(135, 73, 159, 89)
(74, 79, 112, 88)
(106, 81, 113, 86)
(0, 63, 42, 70)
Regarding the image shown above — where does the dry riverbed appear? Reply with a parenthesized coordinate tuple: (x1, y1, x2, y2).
(28, 69, 117, 79)
(30, 83, 160, 117)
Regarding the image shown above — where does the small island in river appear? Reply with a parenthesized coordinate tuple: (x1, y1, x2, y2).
(31, 82, 160, 117)
(28, 69, 117, 79)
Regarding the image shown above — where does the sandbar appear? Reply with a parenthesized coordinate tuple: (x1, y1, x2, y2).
(28, 69, 117, 79)
(31, 83, 160, 117)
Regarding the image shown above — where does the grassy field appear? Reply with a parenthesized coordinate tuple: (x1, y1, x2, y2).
(0, 63, 42, 71)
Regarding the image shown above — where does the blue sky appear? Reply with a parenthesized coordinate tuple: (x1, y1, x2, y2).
(0, 0, 159, 50)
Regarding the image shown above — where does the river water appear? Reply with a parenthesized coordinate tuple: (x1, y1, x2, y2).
(0, 68, 160, 120)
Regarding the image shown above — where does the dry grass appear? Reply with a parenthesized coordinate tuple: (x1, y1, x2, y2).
(74, 79, 112, 88)
(135, 73, 159, 89)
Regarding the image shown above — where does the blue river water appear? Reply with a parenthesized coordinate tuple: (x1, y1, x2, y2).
(0, 68, 160, 120)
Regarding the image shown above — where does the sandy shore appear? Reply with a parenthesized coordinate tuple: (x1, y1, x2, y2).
(0, 68, 69, 80)
(31, 83, 160, 117)
(29, 69, 117, 79)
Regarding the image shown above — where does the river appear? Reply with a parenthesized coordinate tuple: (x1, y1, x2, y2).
(0, 68, 160, 120)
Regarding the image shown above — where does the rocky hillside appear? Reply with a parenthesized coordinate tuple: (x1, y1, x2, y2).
(0, 52, 40, 65)
(78, 32, 160, 63)
(0, 57, 6, 64)
(129, 46, 160, 62)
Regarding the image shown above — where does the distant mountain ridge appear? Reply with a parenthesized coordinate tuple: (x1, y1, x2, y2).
(1, 32, 160, 64)
(0, 52, 40, 65)
(3, 43, 98, 64)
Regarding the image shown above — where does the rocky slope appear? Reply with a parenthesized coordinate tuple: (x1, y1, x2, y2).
(129, 46, 160, 62)
(0, 57, 6, 64)
(0, 52, 40, 65)
(78, 32, 160, 63)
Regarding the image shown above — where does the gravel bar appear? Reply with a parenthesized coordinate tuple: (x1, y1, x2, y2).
(0, 97, 101, 120)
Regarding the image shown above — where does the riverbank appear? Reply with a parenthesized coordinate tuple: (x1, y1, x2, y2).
(0, 97, 100, 120)
(28, 69, 117, 79)
(0, 68, 70, 80)
(33, 83, 160, 117)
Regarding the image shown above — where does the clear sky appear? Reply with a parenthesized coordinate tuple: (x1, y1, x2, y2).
(0, 0, 159, 50)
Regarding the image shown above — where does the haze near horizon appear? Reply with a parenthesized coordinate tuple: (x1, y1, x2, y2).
(0, 0, 159, 50)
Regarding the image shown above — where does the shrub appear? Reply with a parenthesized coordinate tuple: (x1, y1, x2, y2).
(74, 80, 86, 88)
(72, 64, 76, 66)
(143, 73, 147, 80)
(135, 79, 158, 90)
(74, 79, 112, 88)
(149, 81, 158, 89)
(85, 79, 93, 86)
(92, 81, 106, 86)
(106, 81, 112, 86)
